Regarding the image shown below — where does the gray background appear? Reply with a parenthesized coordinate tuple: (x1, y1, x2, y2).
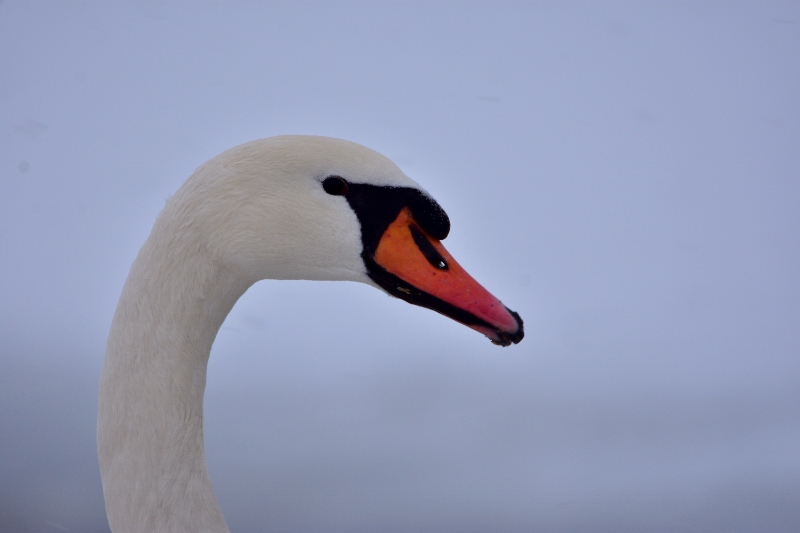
(1, 2, 799, 532)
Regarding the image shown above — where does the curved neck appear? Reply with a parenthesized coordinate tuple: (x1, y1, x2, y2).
(98, 223, 252, 533)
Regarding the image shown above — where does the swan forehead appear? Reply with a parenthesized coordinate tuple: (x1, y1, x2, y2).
(227, 135, 421, 189)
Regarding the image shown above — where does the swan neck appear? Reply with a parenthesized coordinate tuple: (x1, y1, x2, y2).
(98, 225, 251, 533)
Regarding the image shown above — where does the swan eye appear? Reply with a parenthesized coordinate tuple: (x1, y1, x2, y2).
(322, 176, 349, 196)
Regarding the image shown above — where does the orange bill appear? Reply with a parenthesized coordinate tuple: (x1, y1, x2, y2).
(372, 208, 523, 346)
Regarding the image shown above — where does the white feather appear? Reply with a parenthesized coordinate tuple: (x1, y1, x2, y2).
(98, 136, 422, 533)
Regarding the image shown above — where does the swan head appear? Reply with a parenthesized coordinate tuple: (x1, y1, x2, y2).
(164, 135, 523, 346)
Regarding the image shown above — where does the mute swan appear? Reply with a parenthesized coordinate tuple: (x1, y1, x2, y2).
(98, 136, 523, 533)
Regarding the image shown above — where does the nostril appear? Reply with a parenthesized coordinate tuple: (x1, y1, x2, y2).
(409, 224, 449, 270)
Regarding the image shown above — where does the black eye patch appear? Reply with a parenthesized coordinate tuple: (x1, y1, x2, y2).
(340, 182, 450, 257)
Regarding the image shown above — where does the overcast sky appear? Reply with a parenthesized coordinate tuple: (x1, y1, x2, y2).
(1, 2, 799, 532)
